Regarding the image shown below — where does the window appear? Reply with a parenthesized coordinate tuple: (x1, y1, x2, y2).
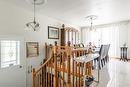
(82, 25, 119, 57)
(0, 40, 20, 68)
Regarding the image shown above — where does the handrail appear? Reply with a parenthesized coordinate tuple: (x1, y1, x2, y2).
(34, 47, 54, 74)
(35, 56, 53, 74)
(32, 44, 94, 87)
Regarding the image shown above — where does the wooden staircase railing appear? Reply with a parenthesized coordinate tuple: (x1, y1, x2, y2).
(32, 43, 93, 87)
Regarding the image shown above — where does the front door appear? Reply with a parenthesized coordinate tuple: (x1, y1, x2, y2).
(0, 37, 26, 87)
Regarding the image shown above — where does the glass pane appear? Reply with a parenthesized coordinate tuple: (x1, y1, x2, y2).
(0, 40, 20, 68)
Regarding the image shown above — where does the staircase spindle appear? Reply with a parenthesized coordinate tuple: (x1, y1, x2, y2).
(62, 52, 65, 87)
(54, 45, 58, 87)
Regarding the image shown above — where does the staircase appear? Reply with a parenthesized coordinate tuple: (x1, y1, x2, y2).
(32, 43, 93, 87)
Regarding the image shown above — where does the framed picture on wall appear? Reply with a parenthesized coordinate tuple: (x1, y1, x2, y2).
(26, 42, 39, 57)
(48, 26, 59, 39)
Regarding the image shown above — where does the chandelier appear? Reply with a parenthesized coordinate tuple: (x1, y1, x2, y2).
(26, 0, 46, 31)
(85, 15, 97, 31)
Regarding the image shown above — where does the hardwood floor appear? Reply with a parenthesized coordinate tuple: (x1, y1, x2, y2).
(91, 58, 130, 87)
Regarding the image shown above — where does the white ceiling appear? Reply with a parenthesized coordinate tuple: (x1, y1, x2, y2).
(3, 0, 130, 27)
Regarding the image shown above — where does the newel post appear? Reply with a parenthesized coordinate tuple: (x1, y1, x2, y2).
(32, 68, 36, 87)
(67, 41, 71, 87)
(54, 41, 58, 87)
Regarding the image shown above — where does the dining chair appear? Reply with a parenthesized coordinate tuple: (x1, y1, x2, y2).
(94, 44, 110, 69)
(105, 44, 110, 63)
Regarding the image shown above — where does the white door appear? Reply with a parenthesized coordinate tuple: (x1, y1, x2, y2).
(0, 37, 26, 87)
(26, 61, 33, 87)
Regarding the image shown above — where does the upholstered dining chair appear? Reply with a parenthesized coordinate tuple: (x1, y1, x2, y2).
(101, 44, 110, 67)
(105, 44, 110, 63)
(94, 44, 110, 69)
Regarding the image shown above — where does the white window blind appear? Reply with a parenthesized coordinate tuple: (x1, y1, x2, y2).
(0, 40, 20, 68)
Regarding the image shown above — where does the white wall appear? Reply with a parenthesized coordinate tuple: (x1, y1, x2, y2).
(0, 1, 79, 87)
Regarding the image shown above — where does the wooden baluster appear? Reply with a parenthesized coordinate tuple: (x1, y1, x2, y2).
(62, 52, 65, 87)
(37, 73, 39, 87)
(77, 51, 81, 87)
(54, 44, 58, 87)
(83, 50, 84, 55)
(50, 61, 52, 87)
(39, 69, 41, 87)
(37, 74, 38, 87)
(75, 51, 77, 87)
(82, 50, 84, 55)
(78, 62, 81, 87)
(75, 51, 78, 87)
(81, 50, 84, 86)
(40, 72, 41, 87)
(52, 57, 55, 87)
(35, 74, 37, 87)
(51, 69, 53, 87)
(81, 63, 84, 87)
(67, 42, 71, 87)
(42, 66, 44, 87)
(86, 63, 89, 76)
(38, 74, 40, 87)
(88, 61, 93, 76)
(41, 67, 43, 87)
(40, 70, 42, 87)
(82, 51, 84, 56)
(48, 62, 50, 87)
(72, 52, 75, 87)
(43, 67, 45, 87)
(33, 69, 36, 87)
(86, 63, 88, 76)
(46, 65, 48, 87)
(60, 51, 62, 87)
(41, 71, 42, 87)
(52, 58, 54, 87)
(88, 62, 90, 76)
(84, 50, 86, 55)
(45, 66, 47, 87)
(80, 50, 82, 56)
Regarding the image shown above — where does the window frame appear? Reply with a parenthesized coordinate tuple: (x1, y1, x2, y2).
(0, 40, 20, 68)
(0, 36, 23, 69)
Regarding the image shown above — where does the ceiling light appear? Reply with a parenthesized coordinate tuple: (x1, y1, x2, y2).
(85, 15, 97, 31)
(26, 0, 46, 31)
(26, 0, 47, 5)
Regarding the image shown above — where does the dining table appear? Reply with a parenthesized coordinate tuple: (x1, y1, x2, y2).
(73, 52, 100, 86)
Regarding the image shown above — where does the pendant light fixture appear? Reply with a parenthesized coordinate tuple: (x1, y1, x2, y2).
(85, 15, 97, 31)
(26, 0, 41, 31)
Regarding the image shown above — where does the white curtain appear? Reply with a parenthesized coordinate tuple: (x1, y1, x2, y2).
(81, 24, 122, 57)
(81, 28, 101, 46)
(97, 25, 119, 57)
